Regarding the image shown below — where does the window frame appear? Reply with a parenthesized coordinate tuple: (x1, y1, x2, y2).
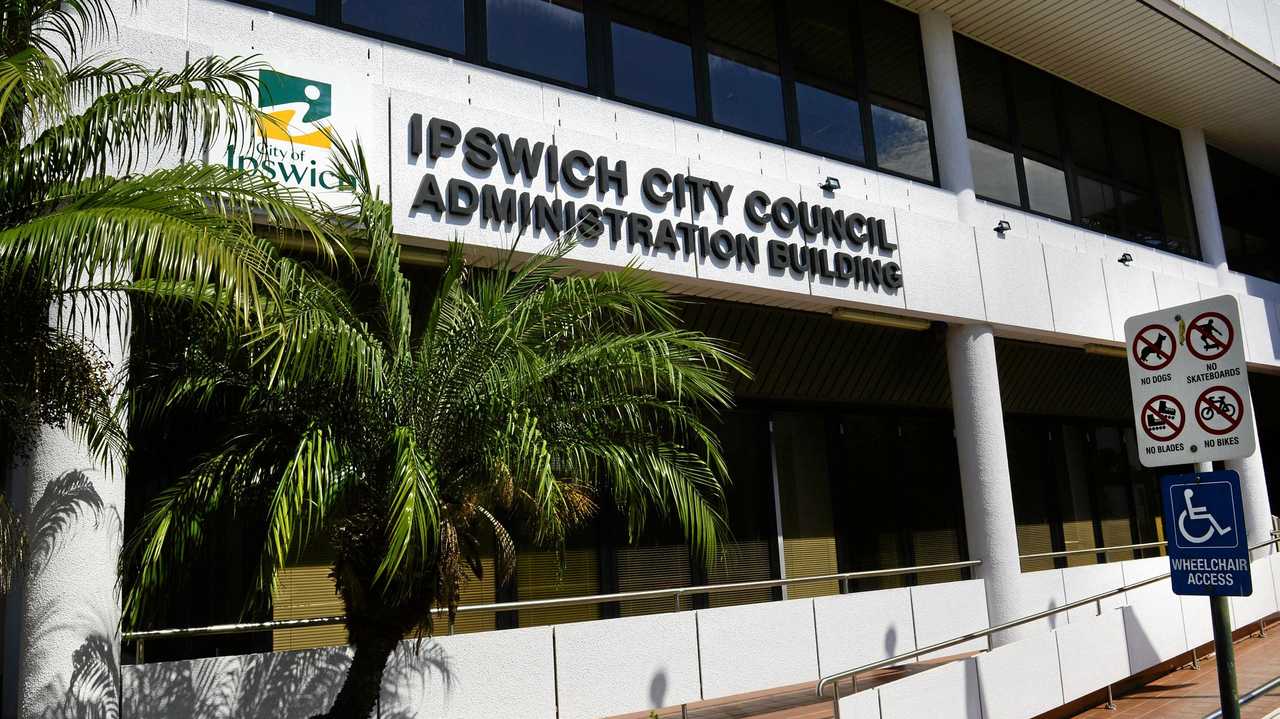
(227, 0, 941, 186)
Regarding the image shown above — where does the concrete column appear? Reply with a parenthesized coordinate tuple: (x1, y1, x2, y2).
(919, 10, 978, 225)
(8, 300, 127, 719)
(1179, 128, 1272, 554)
(1179, 128, 1229, 282)
(1230, 411, 1274, 558)
(946, 323, 1027, 646)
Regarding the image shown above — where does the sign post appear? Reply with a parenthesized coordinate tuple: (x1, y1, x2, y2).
(1125, 296, 1257, 719)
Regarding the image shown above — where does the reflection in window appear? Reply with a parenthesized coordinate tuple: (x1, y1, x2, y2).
(705, 0, 784, 140)
(969, 139, 1019, 205)
(487, 0, 587, 86)
(1119, 190, 1161, 248)
(342, 0, 465, 52)
(709, 55, 785, 140)
(1023, 158, 1070, 219)
(872, 105, 933, 182)
(796, 84, 863, 161)
(1077, 176, 1118, 235)
(611, 24, 695, 115)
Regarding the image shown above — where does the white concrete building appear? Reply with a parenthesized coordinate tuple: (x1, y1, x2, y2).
(7, 0, 1280, 717)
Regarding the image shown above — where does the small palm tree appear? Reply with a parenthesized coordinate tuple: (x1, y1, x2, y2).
(0, 0, 334, 471)
(124, 139, 748, 719)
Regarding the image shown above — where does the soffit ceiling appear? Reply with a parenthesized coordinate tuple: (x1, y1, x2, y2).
(890, 0, 1280, 174)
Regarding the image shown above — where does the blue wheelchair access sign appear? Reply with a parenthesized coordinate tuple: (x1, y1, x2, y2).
(1162, 470, 1252, 597)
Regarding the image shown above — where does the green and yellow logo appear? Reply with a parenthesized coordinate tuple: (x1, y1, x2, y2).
(257, 69, 332, 148)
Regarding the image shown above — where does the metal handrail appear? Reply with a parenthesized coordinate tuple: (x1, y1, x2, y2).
(122, 558, 981, 643)
(1019, 540, 1167, 561)
(815, 537, 1280, 707)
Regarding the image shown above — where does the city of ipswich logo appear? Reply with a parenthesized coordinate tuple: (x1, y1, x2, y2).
(256, 69, 333, 148)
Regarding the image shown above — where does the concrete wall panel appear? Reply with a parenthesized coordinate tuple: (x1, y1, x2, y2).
(896, 212, 985, 321)
(1062, 563, 1127, 624)
(423, 627, 557, 719)
(838, 688, 882, 719)
(1155, 273, 1204, 309)
(1228, 0, 1278, 60)
(910, 580, 990, 658)
(1055, 609, 1131, 703)
(1019, 569, 1069, 633)
(554, 613, 701, 719)
(696, 599, 819, 700)
(1105, 263, 1160, 341)
(1122, 592, 1189, 672)
(1230, 558, 1278, 628)
(813, 588, 917, 677)
(976, 235, 1054, 331)
(878, 658, 981, 719)
(976, 632, 1065, 719)
(1044, 245, 1112, 339)
(1180, 595, 1214, 648)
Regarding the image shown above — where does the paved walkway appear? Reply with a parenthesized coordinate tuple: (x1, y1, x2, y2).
(1074, 629, 1280, 719)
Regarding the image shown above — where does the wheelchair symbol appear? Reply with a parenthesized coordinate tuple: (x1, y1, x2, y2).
(1177, 487, 1233, 544)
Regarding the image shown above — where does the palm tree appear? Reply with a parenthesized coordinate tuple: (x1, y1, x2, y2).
(0, 0, 335, 475)
(124, 139, 749, 719)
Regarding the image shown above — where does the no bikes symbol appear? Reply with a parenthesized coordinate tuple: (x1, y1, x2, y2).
(1131, 324, 1175, 371)
(1196, 385, 1244, 436)
(1141, 394, 1184, 442)
(1186, 311, 1233, 361)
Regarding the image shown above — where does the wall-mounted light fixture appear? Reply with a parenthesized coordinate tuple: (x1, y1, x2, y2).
(1118, 253, 1134, 266)
(832, 307, 931, 331)
(993, 220, 1012, 235)
(819, 176, 841, 192)
(1084, 343, 1127, 358)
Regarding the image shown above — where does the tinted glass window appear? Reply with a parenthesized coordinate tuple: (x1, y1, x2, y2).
(611, 23, 695, 115)
(796, 84, 863, 162)
(1149, 126, 1197, 256)
(873, 104, 933, 182)
(956, 37, 1009, 139)
(1107, 104, 1150, 187)
(1024, 158, 1070, 220)
(1065, 88, 1109, 174)
(1011, 63, 1060, 158)
(487, 0, 587, 86)
(1210, 147, 1280, 280)
(789, 2, 863, 161)
(705, 0, 784, 139)
(1077, 176, 1118, 235)
(343, 0, 465, 52)
(862, 0, 927, 106)
(970, 139, 1019, 205)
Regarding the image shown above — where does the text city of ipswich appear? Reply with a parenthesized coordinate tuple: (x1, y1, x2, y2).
(408, 115, 904, 290)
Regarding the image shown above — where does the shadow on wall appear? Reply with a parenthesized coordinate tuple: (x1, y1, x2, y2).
(125, 639, 452, 719)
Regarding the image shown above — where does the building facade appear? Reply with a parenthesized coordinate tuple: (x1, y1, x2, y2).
(8, 0, 1280, 714)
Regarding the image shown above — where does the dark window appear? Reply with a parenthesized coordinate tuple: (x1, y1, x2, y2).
(1064, 87, 1109, 174)
(262, 0, 314, 13)
(705, 0, 784, 140)
(609, 0, 695, 116)
(1106, 104, 1149, 188)
(789, 2, 864, 162)
(341, 0, 465, 52)
(1149, 126, 1197, 256)
(1077, 176, 1119, 235)
(861, 0, 927, 107)
(1210, 147, 1280, 281)
(487, 0, 587, 87)
(1011, 63, 1060, 158)
(956, 37, 1009, 140)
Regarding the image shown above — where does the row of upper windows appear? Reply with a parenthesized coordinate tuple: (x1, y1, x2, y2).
(236, 0, 1279, 275)
(243, 0, 939, 183)
(1210, 148, 1280, 283)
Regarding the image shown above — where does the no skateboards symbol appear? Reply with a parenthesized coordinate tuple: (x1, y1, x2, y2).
(1186, 311, 1233, 361)
(1131, 323, 1176, 371)
(1141, 395, 1185, 441)
(1195, 386, 1244, 435)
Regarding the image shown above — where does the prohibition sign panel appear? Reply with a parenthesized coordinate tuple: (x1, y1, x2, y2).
(1132, 323, 1176, 370)
(1186, 311, 1233, 361)
(1141, 395, 1185, 442)
(1196, 385, 1245, 436)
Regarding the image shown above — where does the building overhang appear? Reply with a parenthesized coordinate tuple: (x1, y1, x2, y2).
(893, 0, 1280, 174)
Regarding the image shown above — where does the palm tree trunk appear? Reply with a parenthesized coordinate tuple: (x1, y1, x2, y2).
(312, 625, 400, 719)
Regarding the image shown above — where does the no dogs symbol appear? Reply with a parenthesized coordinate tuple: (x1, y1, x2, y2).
(1132, 324, 1176, 371)
(1141, 395, 1185, 442)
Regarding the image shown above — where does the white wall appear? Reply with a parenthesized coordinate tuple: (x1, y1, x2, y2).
(813, 588, 917, 676)
(695, 598, 819, 700)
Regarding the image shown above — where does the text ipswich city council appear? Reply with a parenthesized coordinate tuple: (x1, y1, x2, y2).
(407, 114, 904, 291)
